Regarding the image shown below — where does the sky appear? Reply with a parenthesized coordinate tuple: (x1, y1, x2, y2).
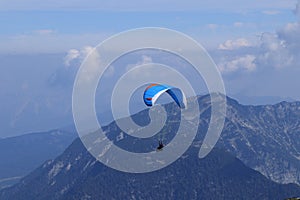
(1, 0, 300, 136)
(0, 0, 298, 53)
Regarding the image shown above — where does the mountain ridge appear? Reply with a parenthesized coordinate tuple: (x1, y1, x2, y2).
(1, 94, 300, 199)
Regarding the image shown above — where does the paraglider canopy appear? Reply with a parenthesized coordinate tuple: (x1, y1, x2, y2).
(143, 83, 187, 109)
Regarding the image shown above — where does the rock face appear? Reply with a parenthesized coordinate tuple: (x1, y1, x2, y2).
(216, 97, 300, 185)
(178, 95, 300, 185)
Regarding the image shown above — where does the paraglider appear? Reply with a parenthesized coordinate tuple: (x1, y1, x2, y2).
(143, 83, 187, 151)
(156, 140, 164, 151)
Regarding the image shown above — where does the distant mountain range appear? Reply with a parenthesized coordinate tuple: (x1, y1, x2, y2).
(1, 95, 300, 199)
(0, 130, 76, 189)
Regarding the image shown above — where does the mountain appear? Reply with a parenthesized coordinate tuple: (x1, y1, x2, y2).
(120, 94, 300, 186)
(1, 94, 300, 199)
(215, 97, 300, 185)
(1, 138, 299, 200)
(0, 130, 76, 189)
(230, 94, 296, 106)
(102, 94, 300, 185)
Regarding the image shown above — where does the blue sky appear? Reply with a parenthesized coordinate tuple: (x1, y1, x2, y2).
(1, 0, 300, 136)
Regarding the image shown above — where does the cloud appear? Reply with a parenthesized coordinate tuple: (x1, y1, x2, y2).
(216, 0, 300, 73)
(253, 3, 300, 70)
(206, 24, 219, 30)
(262, 10, 281, 15)
(256, 32, 294, 69)
(103, 65, 115, 77)
(278, 22, 300, 52)
(64, 49, 80, 66)
(256, 1, 300, 69)
(47, 46, 94, 88)
(211, 0, 300, 102)
(233, 22, 244, 27)
(141, 55, 153, 64)
(33, 29, 56, 35)
(218, 54, 256, 73)
(218, 38, 253, 50)
(64, 46, 93, 66)
(0, 32, 108, 54)
(216, 32, 294, 73)
(126, 55, 153, 72)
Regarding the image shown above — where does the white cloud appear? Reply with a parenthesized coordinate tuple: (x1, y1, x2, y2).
(207, 24, 219, 30)
(126, 55, 153, 71)
(256, 32, 294, 69)
(216, 31, 294, 73)
(33, 29, 56, 35)
(141, 55, 153, 64)
(278, 22, 300, 50)
(0, 32, 108, 54)
(233, 22, 244, 27)
(218, 38, 253, 50)
(103, 65, 115, 77)
(65, 45, 118, 81)
(76, 47, 102, 84)
(255, 6, 300, 70)
(218, 54, 256, 73)
(217, 0, 300, 72)
(64, 49, 80, 66)
(262, 10, 281, 15)
(64, 46, 93, 67)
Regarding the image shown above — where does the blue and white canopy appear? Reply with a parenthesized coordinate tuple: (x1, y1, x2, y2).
(143, 83, 187, 108)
